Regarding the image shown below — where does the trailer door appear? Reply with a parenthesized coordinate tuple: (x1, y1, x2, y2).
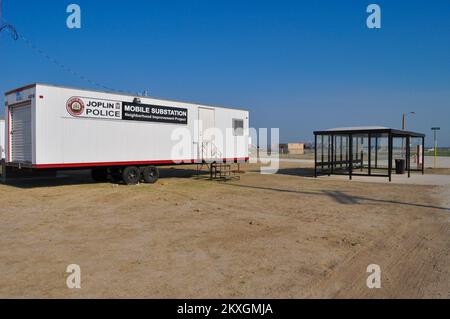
(198, 108, 216, 161)
(10, 104, 32, 163)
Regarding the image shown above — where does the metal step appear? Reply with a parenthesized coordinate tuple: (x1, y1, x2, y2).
(196, 163, 242, 181)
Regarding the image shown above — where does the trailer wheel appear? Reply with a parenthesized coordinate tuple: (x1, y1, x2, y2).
(91, 169, 108, 182)
(142, 166, 159, 184)
(122, 166, 141, 185)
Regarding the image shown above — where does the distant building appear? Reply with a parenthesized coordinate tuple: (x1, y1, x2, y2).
(303, 142, 313, 150)
(279, 143, 305, 155)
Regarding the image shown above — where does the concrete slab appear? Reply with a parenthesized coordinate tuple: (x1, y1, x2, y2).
(316, 173, 450, 186)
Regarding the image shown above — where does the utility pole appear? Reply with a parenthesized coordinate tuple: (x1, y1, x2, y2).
(431, 127, 440, 169)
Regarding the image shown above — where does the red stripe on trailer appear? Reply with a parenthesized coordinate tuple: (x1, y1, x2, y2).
(32, 157, 250, 169)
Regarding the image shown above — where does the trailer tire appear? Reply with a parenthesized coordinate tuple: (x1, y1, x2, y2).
(91, 169, 108, 182)
(122, 166, 141, 185)
(142, 166, 159, 184)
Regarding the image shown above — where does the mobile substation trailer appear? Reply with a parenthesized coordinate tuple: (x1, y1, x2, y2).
(4, 84, 249, 184)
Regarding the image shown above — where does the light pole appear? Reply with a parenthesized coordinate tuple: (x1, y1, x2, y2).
(401, 112, 415, 157)
(431, 127, 440, 169)
(402, 112, 415, 130)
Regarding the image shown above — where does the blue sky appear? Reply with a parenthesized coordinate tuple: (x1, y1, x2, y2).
(1, 0, 449, 146)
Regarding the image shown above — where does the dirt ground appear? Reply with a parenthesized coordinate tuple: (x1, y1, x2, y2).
(0, 162, 448, 299)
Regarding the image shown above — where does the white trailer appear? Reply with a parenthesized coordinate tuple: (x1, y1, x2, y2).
(4, 84, 249, 184)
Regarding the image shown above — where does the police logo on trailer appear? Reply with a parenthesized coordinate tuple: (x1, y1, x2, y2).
(66, 97, 85, 116)
(65, 97, 187, 124)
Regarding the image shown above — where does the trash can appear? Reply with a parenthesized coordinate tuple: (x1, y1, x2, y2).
(395, 159, 406, 175)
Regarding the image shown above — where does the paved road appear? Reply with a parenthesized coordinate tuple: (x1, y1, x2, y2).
(254, 156, 450, 168)
(425, 156, 450, 168)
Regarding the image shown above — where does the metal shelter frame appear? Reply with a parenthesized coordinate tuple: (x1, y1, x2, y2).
(313, 127, 425, 182)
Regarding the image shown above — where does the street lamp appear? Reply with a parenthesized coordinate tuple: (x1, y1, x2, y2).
(401, 112, 415, 157)
(431, 127, 440, 169)
(402, 112, 415, 130)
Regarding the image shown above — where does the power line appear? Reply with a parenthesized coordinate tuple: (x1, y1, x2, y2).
(19, 32, 125, 93)
(0, 22, 17, 40)
(1, 0, 17, 39)
(1, 16, 139, 95)
(0, 0, 17, 40)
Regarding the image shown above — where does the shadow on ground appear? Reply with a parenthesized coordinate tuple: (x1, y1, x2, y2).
(276, 167, 316, 177)
(246, 167, 316, 177)
(1, 167, 214, 189)
(222, 183, 450, 212)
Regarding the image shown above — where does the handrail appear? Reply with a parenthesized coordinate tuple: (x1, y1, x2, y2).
(201, 141, 222, 160)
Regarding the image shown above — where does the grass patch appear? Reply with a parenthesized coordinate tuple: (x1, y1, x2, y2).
(425, 150, 450, 157)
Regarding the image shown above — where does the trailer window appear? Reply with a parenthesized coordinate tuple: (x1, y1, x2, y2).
(233, 119, 244, 136)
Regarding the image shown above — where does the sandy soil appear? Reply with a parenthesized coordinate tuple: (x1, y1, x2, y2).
(0, 162, 448, 298)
